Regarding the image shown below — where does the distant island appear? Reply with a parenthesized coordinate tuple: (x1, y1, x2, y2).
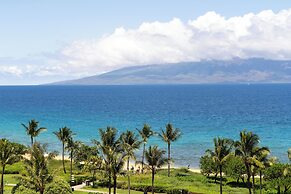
(50, 58, 291, 85)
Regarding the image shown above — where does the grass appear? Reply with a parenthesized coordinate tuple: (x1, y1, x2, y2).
(114, 168, 249, 194)
(83, 186, 151, 194)
(2, 161, 254, 194)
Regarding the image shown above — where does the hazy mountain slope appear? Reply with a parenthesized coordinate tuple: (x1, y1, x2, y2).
(51, 58, 291, 85)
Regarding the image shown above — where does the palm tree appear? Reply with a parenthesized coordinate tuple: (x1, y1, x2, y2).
(160, 123, 181, 177)
(255, 149, 271, 194)
(208, 138, 233, 194)
(145, 146, 167, 194)
(235, 130, 269, 194)
(120, 130, 141, 194)
(21, 119, 46, 146)
(66, 137, 79, 185)
(0, 139, 23, 194)
(111, 153, 125, 194)
(53, 127, 73, 174)
(22, 142, 53, 194)
(136, 124, 153, 174)
(93, 127, 120, 194)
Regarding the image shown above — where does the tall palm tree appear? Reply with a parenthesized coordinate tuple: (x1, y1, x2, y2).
(208, 138, 233, 194)
(120, 130, 141, 194)
(160, 123, 181, 177)
(0, 139, 23, 194)
(111, 153, 125, 194)
(66, 137, 79, 185)
(288, 148, 291, 162)
(136, 124, 153, 174)
(255, 149, 271, 194)
(93, 127, 120, 194)
(53, 127, 73, 174)
(235, 130, 269, 194)
(21, 119, 46, 146)
(145, 146, 167, 194)
(22, 142, 53, 194)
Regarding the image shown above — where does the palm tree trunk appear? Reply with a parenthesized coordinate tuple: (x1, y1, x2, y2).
(0, 165, 5, 194)
(62, 142, 66, 174)
(141, 143, 145, 174)
(31, 136, 34, 147)
(127, 158, 130, 194)
(70, 151, 73, 186)
(246, 164, 252, 194)
(113, 175, 117, 194)
(219, 165, 223, 194)
(260, 170, 262, 194)
(252, 173, 255, 194)
(108, 171, 111, 194)
(151, 167, 155, 194)
(167, 142, 170, 177)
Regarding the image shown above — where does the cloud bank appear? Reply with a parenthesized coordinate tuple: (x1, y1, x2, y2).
(1, 9, 291, 83)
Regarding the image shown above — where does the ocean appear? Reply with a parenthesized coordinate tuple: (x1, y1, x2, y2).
(0, 84, 291, 167)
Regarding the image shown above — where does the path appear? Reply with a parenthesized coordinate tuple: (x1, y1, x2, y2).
(72, 182, 108, 194)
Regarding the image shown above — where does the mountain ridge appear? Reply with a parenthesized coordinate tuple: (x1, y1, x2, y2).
(49, 58, 291, 85)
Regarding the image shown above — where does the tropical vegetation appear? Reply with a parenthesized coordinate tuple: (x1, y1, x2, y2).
(0, 120, 290, 194)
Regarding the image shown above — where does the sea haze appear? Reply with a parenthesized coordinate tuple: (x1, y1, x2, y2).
(0, 84, 291, 167)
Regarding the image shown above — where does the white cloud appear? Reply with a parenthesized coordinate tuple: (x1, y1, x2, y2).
(0, 65, 23, 76)
(57, 9, 291, 76)
(2, 8, 291, 83)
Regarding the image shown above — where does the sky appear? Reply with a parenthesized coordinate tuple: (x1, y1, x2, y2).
(1, 0, 291, 85)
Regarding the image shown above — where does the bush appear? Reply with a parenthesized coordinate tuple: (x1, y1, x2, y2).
(71, 175, 91, 186)
(44, 178, 72, 194)
(199, 152, 218, 177)
(264, 163, 291, 193)
(5, 162, 25, 174)
(167, 189, 189, 194)
(12, 185, 38, 194)
(224, 155, 246, 183)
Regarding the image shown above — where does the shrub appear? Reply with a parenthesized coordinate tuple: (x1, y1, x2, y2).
(12, 185, 38, 194)
(44, 178, 72, 194)
(224, 155, 246, 183)
(199, 152, 219, 177)
(264, 163, 291, 194)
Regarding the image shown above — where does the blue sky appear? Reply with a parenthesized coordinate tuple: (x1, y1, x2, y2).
(1, 0, 291, 84)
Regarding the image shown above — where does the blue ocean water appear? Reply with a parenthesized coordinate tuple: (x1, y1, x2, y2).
(0, 85, 291, 167)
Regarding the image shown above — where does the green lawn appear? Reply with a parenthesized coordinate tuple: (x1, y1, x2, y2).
(83, 186, 153, 194)
(2, 161, 256, 194)
(114, 168, 249, 194)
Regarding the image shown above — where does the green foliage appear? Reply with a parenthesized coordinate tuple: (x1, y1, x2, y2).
(199, 152, 218, 177)
(44, 178, 72, 194)
(5, 162, 25, 174)
(73, 143, 99, 168)
(264, 163, 291, 193)
(224, 154, 246, 182)
(21, 143, 53, 194)
(21, 119, 46, 145)
(12, 185, 38, 194)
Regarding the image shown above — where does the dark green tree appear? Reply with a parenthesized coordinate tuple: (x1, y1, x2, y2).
(207, 138, 233, 194)
(93, 127, 120, 194)
(120, 130, 141, 194)
(136, 124, 154, 174)
(0, 139, 24, 194)
(22, 119, 46, 146)
(160, 123, 181, 177)
(145, 146, 167, 194)
(235, 130, 269, 194)
(53, 127, 74, 174)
